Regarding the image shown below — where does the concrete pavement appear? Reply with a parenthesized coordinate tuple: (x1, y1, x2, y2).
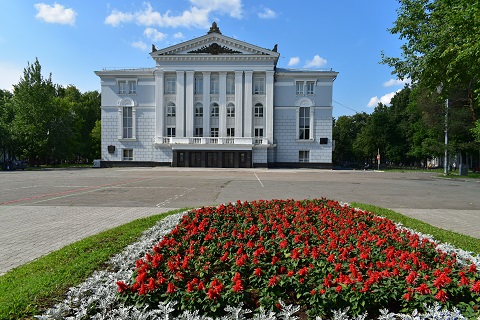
(0, 167, 478, 275)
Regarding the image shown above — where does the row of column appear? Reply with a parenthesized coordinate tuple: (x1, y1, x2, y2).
(155, 70, 274, 144)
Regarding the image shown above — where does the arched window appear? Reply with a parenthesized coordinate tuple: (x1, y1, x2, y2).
(226, 103, 235, 117)
(166, 101, 176, 117)
(211, 102, 219, 117)
(254, 103, 264, 118)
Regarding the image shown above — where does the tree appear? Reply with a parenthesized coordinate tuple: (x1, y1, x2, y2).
(382, 0, 480, 122)
(333, 112, 369, 166)
(11, 58, 57, 164)
(90, 119, 101, 159)
(0, 89, 14, 162)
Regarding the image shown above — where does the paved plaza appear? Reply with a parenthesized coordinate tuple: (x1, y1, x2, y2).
(0, 167, 479, 275)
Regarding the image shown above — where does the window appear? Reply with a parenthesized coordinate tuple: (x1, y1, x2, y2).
(167, 127, 176, 137)
(211, 102, 219, 117)
(299, 107, 310, 140)
(319, 138, 328, 145)
(226, 103, 235, 117)
(210, 127, 219, 137)
(165, 76, 176, 94)
(227, 128, 235, 137)
(195, 103, 203, 117)
(122, 106, 133, 139)
(296, 81, 304, 95)
(195, 127, 203, 137)
(123, 149, 133, 161)
(254, 103, 264, 118)
(194, 76, 203, 94)
(210, 75, 219, 94)
(226, 75, 235, 94)
(118, 80, 136, 95)
(253, 77, 265, 94)
(129, 81, 136, 94)
(254, 128, 263, 138)
(306, 81, 315, 95)
(166, 102, 176, 117)
(299, 150, 309, 163)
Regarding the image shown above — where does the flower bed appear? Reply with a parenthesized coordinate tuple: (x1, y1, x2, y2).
(116, 199, 480, 319)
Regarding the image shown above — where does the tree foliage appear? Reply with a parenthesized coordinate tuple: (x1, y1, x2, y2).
(1, 58, 100, 166)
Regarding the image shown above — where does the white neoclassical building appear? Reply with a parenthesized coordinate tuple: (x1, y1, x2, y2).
(95, 23, 338, 168)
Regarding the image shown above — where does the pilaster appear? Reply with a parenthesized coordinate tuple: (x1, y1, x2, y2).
(219, 72, 227, 137)
(235, 71, 243, 137)
(266, 70, 274, 144)
(244, 71, 253, 137)
(202, 72, 210, 137)
(155, 70, 164, 138)
(176, 71, 185, 137)
(185, 71, 194, 137)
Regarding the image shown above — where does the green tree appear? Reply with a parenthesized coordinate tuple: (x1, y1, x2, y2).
(333, 112, 369, 166)
(0, 89, 14, 163)
(11, 58, 57, 164)
(90, 119, 101, 159)
(382, 0, 480, 121)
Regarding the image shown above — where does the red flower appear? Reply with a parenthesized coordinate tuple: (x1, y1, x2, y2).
(435, 289, 448, 302)
(167, 282, 176, 294)
(232, 280, 244, 292)
(471, 280, 480, 294)
(116, 281, 129, 293)
(254, 267, 262, 277)
(327, 253, 335, 263)
(279, 240, 288, 249)
(147, 277, 156, 291)
(268, 275, 278, 287)
(335, 285, 342, 293)
(139, 283, 147, 295)
(406, 271, 418, 284)
(415, 283, 431, 295)
(271, 256, 280, 265)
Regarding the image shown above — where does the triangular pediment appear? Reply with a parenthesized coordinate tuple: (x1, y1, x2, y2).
(150, 24, 279, 60)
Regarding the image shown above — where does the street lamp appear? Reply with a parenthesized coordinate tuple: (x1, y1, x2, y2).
(437, 85, 449, 175)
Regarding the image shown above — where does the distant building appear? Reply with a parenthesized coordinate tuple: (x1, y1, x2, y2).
(95, 23, 338, 168)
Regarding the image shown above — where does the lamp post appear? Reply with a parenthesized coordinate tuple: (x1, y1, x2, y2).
(437, 85, 448, 175)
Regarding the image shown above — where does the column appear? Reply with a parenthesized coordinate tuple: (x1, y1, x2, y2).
(219, 72, 227, 138)
(265, 70, 274, 144)
(185, 71, 194, 137)
(155, 70, 164, 139)
(176, 71, 185, 137)
(234, 71, 243, 137)
(202, 72, 210, 137)
(243, 71, 253, 137)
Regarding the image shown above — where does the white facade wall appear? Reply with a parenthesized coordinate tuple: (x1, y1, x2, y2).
(95, 24, 337, 168)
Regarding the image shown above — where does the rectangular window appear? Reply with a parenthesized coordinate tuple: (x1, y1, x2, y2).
(306, 81, 315, 95)
(195, 127, 203, 137)
(227, 127, 235, 137)
(167, 127, 176, 137)
(299, 150, 309, 163)
(254, 128, 263, 138)
(210, 75, 219, 94)
(194, 76, 203, 94)
(165, 76, 176, 94)
(211, 105, 219, 117)
(123, 149, 133, 161)
(253, 77, 265, 94)
(128, 81, 137, 94)
(210, 127, 219, 137)
(299, 107, 310, 140)
(226, 75, 235, 94)
(122, 106, 133, 139)
(166, 104, 176, 117)
(195, 105, 203, 117)
(118, 81, 127, 94)
(296, 81, 304, 95)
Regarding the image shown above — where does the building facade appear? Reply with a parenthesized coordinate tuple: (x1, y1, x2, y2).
(95, 23, 338, 168)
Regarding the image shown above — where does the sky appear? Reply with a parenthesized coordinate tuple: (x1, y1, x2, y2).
(0, 0, 409, 118)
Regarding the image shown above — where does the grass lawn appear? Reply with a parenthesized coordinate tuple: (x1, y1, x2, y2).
(0, 204, 478, 320)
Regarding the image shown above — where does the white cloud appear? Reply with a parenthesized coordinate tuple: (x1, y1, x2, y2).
(0, 62, 23, 91)
(383, 78, 410, 87)
(258, 7, 277, 19)
(144, 27, 167, 41)
(367, 90, 400, 107)
(174, 32, 185, 39)
(304, 55, 327, 68)
(34, 3, 77, 26)
(131, 40, 148, 51)
(104, 10, 134, 27)
(288, 57, 300, 67)
(105, 1, 242, 29)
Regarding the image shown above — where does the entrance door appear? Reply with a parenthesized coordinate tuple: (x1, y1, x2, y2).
(206, 152, 218, 167)
(190, 152, 202, 167)
(223, 152, 235, 168)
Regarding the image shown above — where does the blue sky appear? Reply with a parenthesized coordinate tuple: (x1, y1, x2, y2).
(0, 1, 408, 118)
